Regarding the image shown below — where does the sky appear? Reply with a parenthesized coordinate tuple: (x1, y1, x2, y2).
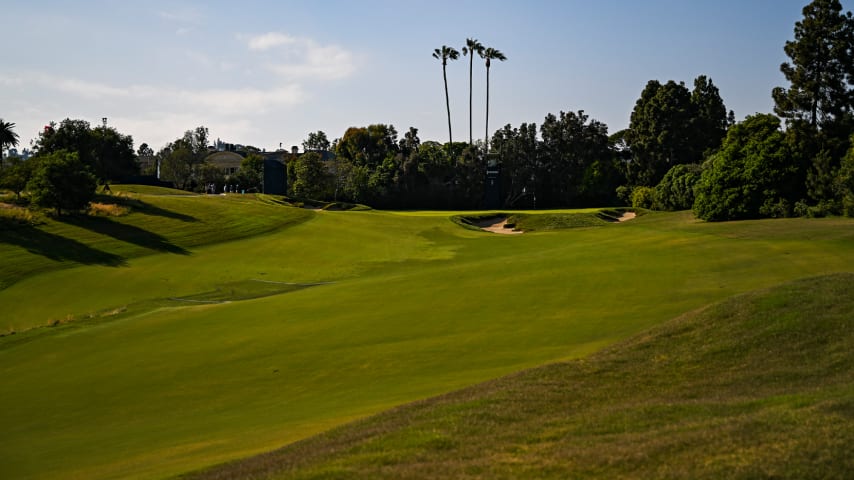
(2, 0, 852, 153)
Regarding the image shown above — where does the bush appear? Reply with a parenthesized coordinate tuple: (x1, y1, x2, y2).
(615, 185, 632, 206)
(631, 186, 657, 209)
(655, 163, 702, 210)
(693, 114, 797, 221)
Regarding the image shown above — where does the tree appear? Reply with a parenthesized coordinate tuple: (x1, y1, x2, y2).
(137, 143, 154, 157)
(691, 75, 729, 157)
(236, 153, 264, 191)
(0, 156, 35, 200)
(302, 131, 331, 152)
(26, 150, 97, 216)
(433, 46, 460, 146)
(481, 46, 507, 150)
(157, 126, 210, 190)
(90, 124, 138, 181)
(33, 118, 137, 182)
(626, 79, 706, 186)
(399, 127, 420, 155)
(462, 38, 484, 146)
(693, 114, 797, 221)
(289, 151, 331, 199)
(539, 110, 613, 207)
(0, 119, 20, 169)
(159, 145, 194, 189)
(838, 137, 854, 216)
(772, 0, 854, 128)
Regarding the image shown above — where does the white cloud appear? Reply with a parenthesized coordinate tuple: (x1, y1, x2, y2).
(246, 32, 297, 51)
(242, 32, 356, 81)
(182, 85, 306, 114)
(7, 72, 306, 112)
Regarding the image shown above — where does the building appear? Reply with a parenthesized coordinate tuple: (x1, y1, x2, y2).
(204, 150, 288, 195)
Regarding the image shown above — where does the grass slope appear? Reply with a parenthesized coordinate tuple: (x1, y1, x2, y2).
(187, 273, 854, 479)
(0, 189, 313, 326)
(0, 199, 852, 480)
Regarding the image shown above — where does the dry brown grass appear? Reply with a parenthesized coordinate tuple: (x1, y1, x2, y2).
(87, 202, 130, 217)
(0, 202, 39, 224)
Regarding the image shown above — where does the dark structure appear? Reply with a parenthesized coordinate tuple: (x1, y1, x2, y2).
(484, 154, 501, 209)
(263, 157, 286, 195)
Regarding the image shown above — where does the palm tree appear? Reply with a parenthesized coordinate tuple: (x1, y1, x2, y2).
(462, 38, 484, 146)
(432, 46, 460, 146)
(0, 119, 20, 169)
(481, 47, 507, 151)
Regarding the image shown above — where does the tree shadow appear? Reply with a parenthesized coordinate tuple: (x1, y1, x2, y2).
(58, 215, 190, 255)
(0, 222, 126, 267)
(93, 194, 198, 222)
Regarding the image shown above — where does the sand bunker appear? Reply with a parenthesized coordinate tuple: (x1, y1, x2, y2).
(617, 212, 636, 222)
(474, 216, 523, 235)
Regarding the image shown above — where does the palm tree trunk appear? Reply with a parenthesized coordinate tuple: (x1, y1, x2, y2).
(485, 64, 491, 151)
(443, 63, 453, 145)
(468, 55, 474, 146)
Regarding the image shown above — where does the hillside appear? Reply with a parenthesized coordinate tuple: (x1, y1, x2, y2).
(187, 273, 854, 479)
(0, 187, 313, 293)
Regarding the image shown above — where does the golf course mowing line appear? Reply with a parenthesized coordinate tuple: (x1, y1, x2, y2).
(0, 198, 852, 480)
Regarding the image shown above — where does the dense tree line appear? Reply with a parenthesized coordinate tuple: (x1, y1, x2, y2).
(1, 118, 137, 215)
(2, 0, 852, 220)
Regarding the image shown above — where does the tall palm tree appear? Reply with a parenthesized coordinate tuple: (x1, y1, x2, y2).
(462, 38, 484, 146)
(432, 46, 460, 146)
(481, 47, 507, 151)
(0, 119, 20, 169)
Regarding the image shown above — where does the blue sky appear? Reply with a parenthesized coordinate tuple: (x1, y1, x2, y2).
(2, 0, 850, 152)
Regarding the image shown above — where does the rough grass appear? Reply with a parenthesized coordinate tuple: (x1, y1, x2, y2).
(186, 273, 854, 480)
(0, 200, 852, 480)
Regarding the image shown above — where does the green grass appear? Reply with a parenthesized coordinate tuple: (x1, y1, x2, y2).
(186, 273, 854, 479)
(0, 191, 852, 480)
(0, 189, 313, 295)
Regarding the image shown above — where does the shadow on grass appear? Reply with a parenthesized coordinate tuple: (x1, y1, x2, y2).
(94, 194, 198, 222)
(58, 215, 190, 255)
(0, 222, 126, 267)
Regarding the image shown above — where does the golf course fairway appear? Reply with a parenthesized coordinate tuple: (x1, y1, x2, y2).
(1, 190, 852, 479)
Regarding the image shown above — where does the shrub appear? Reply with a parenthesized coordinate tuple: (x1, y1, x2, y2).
(693, 114, 797, 221)
(631, 186, 657, 209)
(655, 163, 702, 210)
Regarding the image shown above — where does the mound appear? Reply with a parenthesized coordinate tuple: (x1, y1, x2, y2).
(187, 273, 854, 479)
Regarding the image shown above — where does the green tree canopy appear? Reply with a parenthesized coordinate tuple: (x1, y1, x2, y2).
(289, 151, 331, 200)
(693, 114, 797, 221)
(0, 119, 20, 169)
(0, 156, 35, 200)
(302, 131, 331, 152)
(626, 76, 728, 187)
(433, 46, 460, 146)
(655, 163, 703, 211)
(34, 118, 138, 182)
(26, 150, 97, 216)
(157, 126, 210, 189)
(236, 153, 265, 191)
(772, 0, 854, 128)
